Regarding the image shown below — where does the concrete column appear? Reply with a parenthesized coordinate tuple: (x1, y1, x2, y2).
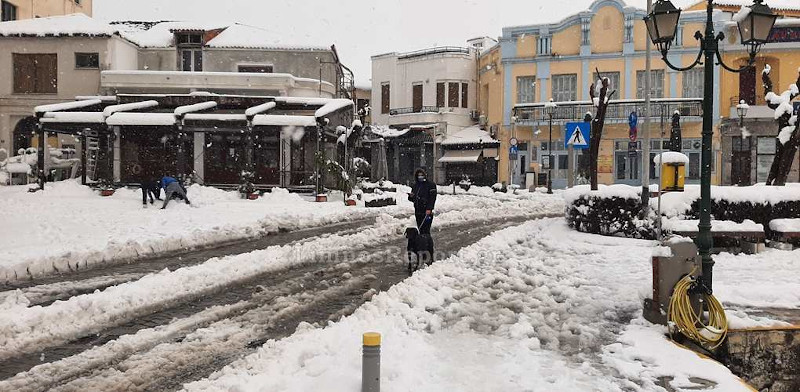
(113, 127, 121, 182)
(193, 132, 204, 184)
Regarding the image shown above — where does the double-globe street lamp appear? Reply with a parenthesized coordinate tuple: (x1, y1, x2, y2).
(644, 0, 776, 293)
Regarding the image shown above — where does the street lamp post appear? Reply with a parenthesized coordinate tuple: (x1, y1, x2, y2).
(736, 100, 750, 127)
(645, 0, 776, 293)
(545, 99, 557, 194)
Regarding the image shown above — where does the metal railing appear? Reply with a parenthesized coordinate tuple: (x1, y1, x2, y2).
(514, 98, 703, 125)
(397, 46, 472, 60)
(389, 106, 440, 115)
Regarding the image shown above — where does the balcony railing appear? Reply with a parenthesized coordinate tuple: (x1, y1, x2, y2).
(389, 106, 440, 115)
(513, 98, 703, 125)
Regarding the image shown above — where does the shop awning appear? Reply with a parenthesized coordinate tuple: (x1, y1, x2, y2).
(438, 149, 482, 163)
(482, 148, 498, 158)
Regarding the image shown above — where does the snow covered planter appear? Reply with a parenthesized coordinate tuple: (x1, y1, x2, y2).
(565, 185, 656, 239)
(363, 193, 396, 208)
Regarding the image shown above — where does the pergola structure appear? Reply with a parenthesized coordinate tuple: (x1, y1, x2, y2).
(33, 94, 354, 192)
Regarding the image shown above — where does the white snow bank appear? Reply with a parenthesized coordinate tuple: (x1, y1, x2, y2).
(656, 183, 800, 218)
(770, 218, 800, 232)
(662, 219, 764, 232)
(714, 249, 800, 310)
(653, 151, 689, 166)
(563, 184, 640, 205)
(185, 219, 780, 392)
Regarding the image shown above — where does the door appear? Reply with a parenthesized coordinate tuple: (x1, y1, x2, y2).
(615, 151, 641, 184)
(255, 132, 280, 185)
(412, 84, 423, 113)
(205, 133, 245, 184)
(731, 151, 751, 186)
(739, 67, 756, 105)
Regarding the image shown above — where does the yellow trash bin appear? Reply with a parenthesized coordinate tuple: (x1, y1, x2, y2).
(661, 163, 685, 192)
(655, 152, 688, 192)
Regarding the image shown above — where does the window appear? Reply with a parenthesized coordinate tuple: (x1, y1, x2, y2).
(552, 74, 577, 102)
(436, 82, 445, 108)
(1, 1, 16, 22)
(516, 76, 536, 104)
(636, 70, 664, 98)
(412, 83, 423, 112)
(176, 33, 203, 45)
(381, 83, 390, 114)
(181, 49, 203, 72)
(75, 53, 99, 69)
(600, 72, 621, 94)
(756, 137, 777, 183)
(238, 64, 273, 73)
(461, 82, 468, 108)
(682, 69, 704, 98)
(13, 54, 58, 94)
(448, 82, 460, 107)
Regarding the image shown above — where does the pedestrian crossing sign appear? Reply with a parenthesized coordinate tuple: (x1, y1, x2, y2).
(564, 122, 590, 150)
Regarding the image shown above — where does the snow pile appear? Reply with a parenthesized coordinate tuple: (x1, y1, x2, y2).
(662, 218, 764, 233)
(653, 151, 689, 166)
(563, 184, 640, 205)
(656, 184, 800, 218)
(770, 218, 800, 233)
(184, 219, 790, 392)
(440, 125, 500, 145)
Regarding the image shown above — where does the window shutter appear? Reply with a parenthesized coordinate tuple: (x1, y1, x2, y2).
(436, 82, 445, 108)
(461, 83, 468, 108)
(448, 82, 459, 107)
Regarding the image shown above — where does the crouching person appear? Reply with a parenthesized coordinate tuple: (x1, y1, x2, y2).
(161, 176, 190, 209)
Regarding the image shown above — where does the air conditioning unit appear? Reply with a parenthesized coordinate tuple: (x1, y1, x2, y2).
(478, 115, 488, 127)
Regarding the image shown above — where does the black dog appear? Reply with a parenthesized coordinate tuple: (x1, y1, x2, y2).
(405, 227, 434, 275)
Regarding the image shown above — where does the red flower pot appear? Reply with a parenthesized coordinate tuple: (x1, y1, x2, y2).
(100, 189, 115, 197)
(345, 199, 356, 206)
(247, 193, 259, 200)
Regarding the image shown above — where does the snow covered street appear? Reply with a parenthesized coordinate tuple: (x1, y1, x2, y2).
(184, 219, 800, 392)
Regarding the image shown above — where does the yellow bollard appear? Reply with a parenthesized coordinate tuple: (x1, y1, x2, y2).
(362, 332, 381, 392)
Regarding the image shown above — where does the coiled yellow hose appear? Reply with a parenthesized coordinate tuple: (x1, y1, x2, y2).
(667, 273, 728, 349)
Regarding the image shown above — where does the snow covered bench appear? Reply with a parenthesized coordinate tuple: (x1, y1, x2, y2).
(663, 219, 765, 252)
(769, 219, 800, 247)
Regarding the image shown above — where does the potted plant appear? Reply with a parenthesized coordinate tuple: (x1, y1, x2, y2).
(238, 172, 257, 200)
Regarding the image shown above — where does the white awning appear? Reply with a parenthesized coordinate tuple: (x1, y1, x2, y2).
(482, 148, 498, 158)
(438, 149, 482, 163)
(252, 115, 317, 127)
(106, 112, 176, 126)
(41, 112, 105, 124)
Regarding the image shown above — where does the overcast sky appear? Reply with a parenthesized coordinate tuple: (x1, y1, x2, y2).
(94, 0, 700, 86)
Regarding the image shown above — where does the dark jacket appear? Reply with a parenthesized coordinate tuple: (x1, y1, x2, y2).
(408, 180, 437, 213)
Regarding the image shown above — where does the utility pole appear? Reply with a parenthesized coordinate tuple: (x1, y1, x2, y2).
(642, 0, 653, 209)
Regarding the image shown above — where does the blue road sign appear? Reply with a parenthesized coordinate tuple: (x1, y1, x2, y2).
(794, 102, 800, 116)
(564, 122, 591, 150)
(509, 145, 519, 160)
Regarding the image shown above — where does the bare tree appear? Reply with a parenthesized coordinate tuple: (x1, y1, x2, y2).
(763, 66, 800, 186)
(588, 69, 617, 190)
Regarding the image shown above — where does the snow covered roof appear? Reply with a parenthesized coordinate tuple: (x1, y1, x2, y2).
(113, 21, 224, 47)
(0, 14, 116, 37)
(252, 115, 317, 127)
(369, 125, 409, 138)
(206, 24, 329, 51)
(440, 126, 500, 146)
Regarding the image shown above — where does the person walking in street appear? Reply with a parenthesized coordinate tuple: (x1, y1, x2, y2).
(408, 168, 437, 235)
(160, 176, 190, 209)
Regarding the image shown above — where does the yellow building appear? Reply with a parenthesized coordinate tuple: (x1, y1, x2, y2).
(1, 0, 92, 22)
(480, 0, 800, 188)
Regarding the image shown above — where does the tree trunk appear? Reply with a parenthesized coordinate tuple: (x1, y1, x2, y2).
(763, 68, 800, 186)
(588, 70, 615, 191)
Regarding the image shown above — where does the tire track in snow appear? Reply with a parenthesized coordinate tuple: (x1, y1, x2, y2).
(0, 215, 545, 390)
(0, 218, 376, 305)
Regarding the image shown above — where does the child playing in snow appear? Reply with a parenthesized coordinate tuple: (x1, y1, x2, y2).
(160, 176, 190, 209)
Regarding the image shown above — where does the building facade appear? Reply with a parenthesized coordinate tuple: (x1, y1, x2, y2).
(370, 45, 484, 185)
(480, 0, 800, 188)
(1, 0, 91, 22)
(0, 15, 350, 159)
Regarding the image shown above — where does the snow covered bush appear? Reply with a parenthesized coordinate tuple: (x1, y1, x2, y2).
(565, 185, 656, 239)
(685, 198, 800, 236)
